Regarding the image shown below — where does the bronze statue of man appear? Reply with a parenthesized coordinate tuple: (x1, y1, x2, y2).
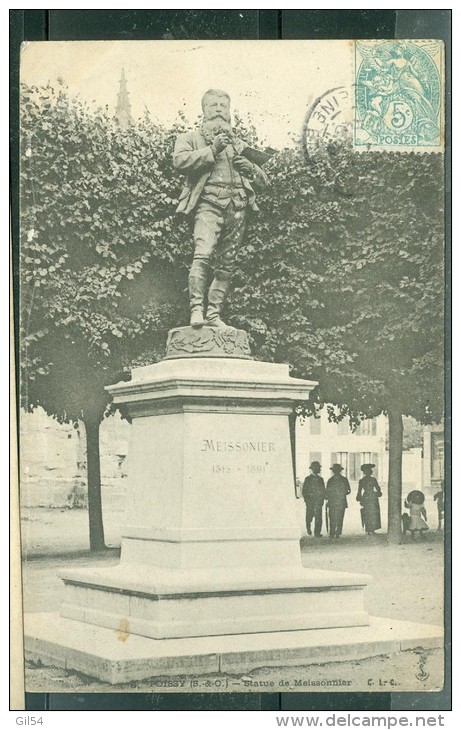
(173, 89, 268, 329)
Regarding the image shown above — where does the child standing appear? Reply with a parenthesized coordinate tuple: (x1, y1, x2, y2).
(403, 490, 429, 539)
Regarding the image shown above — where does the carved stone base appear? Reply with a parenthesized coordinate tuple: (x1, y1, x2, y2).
(164, 325, 252, 360)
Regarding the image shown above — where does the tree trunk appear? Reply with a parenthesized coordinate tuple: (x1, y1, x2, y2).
(387, 407, 403, 543)
(83, 415, 106, 551)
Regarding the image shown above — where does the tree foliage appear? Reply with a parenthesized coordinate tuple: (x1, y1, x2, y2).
(401, 417, 424, 451)
(21, 82, 187, 417)
(230, 140, 444, 542)
(221, 140, 444, 433)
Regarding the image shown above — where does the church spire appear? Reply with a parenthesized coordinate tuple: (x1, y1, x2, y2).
(115, 69, 132, 130)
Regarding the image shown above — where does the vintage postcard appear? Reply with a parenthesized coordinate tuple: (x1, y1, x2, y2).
(18, 39, 446, 694)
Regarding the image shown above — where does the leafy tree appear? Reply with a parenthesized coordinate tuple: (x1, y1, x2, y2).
(20, 83, 189, 549)
(318, 148, 444, 542)
(385, 417, 424, 451)
(401, 417, 424, 451)
(228, 142, 444, 541)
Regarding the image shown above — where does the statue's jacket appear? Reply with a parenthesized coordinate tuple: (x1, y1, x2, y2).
(173, 130, 268, 215)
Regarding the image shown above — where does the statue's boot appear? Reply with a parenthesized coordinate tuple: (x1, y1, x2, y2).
(189, 261, 208, 328)
(206, 269, 232, 328)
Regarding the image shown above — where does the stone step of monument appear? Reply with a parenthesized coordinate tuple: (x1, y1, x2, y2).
(57, 565, 370, 640)
(24, 612, 443, 686)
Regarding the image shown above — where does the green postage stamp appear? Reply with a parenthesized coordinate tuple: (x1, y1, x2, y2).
(354, 40, 444, 152)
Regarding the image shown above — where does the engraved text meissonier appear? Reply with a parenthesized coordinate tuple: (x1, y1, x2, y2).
(200, 439, 276, 453)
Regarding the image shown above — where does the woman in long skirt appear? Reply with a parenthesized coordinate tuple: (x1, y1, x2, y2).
(356, 463, 382, 535)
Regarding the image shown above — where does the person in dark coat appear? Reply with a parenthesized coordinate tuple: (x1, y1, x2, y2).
(433, 481, 444, 531)
(302, 461, 326, 537)
(326, 464, 351, 538)
(356, 463, 382, 535)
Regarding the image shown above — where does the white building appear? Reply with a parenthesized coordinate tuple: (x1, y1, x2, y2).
(422, 422, 444, 495)
(19, 408, 130, 509)
(21, 407, 431, 531)
(296, 411, 387, 491)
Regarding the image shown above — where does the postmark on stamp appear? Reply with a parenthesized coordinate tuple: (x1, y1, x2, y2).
(354, 40, 444, 152)
(303, 86, 353, 154)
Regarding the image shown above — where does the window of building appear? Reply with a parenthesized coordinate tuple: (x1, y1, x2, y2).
(372, 453, 380, 480)
(310, 417, 321, 435)
(431, 432, 444, 480)
(355, 419, 377, 436)
(337, 419, 350, 436)
(331, 452, 348, 475)
(349, 453, 362, 481)
(330, 453, 380, 481)
(354, 452, 380, 480)
(309, 452, 322, 469)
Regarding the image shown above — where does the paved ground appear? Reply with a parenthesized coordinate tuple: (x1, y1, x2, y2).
(20, 493, 444, 553)
(20, 505, 447, 694)
(21, 505, 445, 625)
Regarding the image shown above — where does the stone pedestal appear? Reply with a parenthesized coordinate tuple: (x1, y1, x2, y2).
(58, 329, 370, 640)
(24, 328, 445, 684)
(164, 325, 252, 360)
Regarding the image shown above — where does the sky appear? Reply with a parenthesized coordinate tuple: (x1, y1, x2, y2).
(20, 40, 353, 148)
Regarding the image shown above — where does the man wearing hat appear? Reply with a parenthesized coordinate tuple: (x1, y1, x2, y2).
(302, 461, 326, 537)
(326, 464, 351, 538)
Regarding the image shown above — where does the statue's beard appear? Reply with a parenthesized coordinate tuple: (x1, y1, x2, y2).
(201, 117, 234, 144)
